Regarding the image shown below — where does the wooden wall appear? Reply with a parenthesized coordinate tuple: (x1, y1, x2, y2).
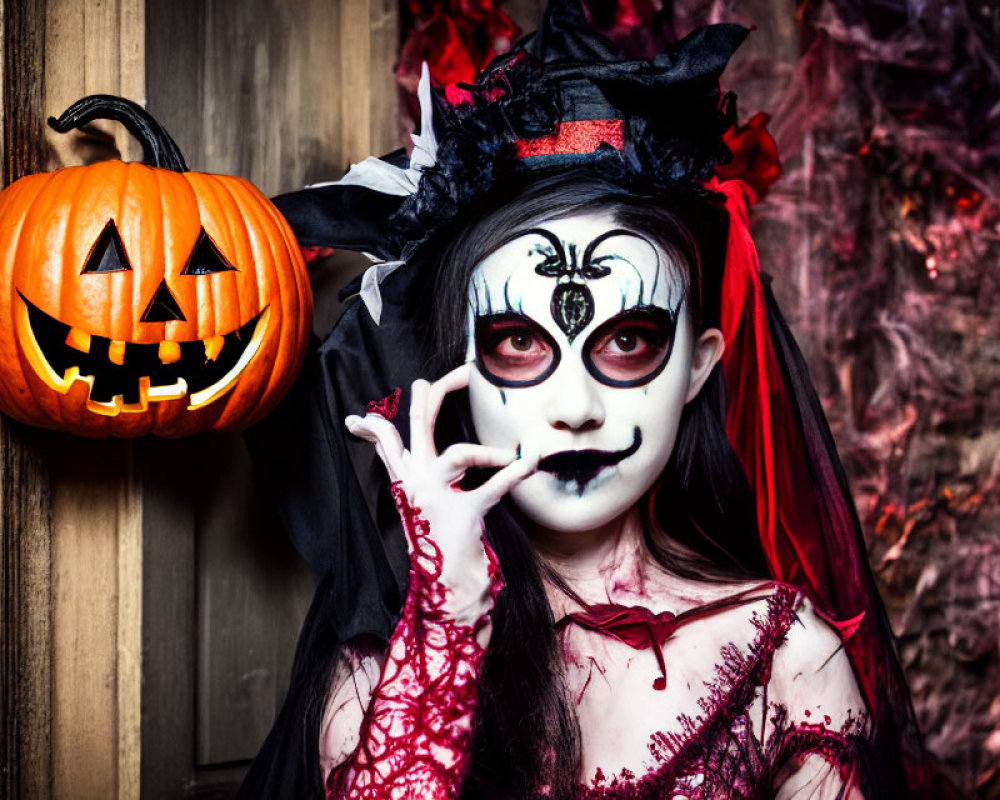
(0, 1, 399, 797)
(0, 3, 50, 796)
(3, 4, 146, 798)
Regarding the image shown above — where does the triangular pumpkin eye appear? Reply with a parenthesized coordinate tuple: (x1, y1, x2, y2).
(181, 229, 236, 275)
(82, 220, 132, 273)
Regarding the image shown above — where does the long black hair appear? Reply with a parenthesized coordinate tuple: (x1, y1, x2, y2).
(416, 169, 768, 798)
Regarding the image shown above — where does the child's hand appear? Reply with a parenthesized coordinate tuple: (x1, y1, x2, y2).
(345, 363, 537, 623)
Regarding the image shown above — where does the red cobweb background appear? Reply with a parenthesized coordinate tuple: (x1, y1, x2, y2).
(395, 1, 1000, 795)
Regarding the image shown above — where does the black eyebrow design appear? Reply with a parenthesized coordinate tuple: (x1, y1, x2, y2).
(580, 228, 640, 269)
(522, 227, 566, 256)
(489, 226, 558, 254)
(583, 229, 660, 302)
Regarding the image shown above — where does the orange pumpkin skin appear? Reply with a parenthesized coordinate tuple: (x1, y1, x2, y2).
(0, 160, 312, 437)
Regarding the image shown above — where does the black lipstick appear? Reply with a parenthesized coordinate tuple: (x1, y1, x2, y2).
(538, 427, 642, 491)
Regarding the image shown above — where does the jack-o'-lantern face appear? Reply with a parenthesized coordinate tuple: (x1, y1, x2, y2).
(0, 96, 312, 437)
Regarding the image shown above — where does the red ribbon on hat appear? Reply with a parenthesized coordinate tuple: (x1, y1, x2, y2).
(515, 119, 625, 159)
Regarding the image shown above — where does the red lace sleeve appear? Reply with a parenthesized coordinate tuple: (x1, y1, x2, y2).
(325, 483, 502, 800)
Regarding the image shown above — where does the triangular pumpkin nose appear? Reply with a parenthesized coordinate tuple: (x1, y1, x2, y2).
(141, 280, 186, 322)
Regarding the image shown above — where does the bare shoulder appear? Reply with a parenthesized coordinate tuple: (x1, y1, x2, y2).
(769, 592, 870, 730)
(775, 593, 853, 678)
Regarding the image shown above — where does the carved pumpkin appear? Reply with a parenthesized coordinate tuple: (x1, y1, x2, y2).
(0, 96, 312, 437)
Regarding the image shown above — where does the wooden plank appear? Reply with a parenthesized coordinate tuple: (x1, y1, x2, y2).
(8, 0, 397, 794)
(45, 0, 144, 167)
(197, 0, 341, 194)
(338, 0, 399, 160)
(139, 3, 204, 794)
(143, 0, 340, 786)
(195, 434, 314, 767)
(186, 0, 396, 768)
(39, 2, 146, 798)
(136, 438, 197, 800)
(117, 0, 145, 108)
(187, 2, 397, 769)
(144, 0, 205, 170)
(339, 0, 372, 166)
(367, 0, 400, 156)
(1, 0, 47, 182)
(111, 10, 146, 796)
(1, 0, 53, 798)
(116, 445, 142, 800)
(0, 423, 54, 800)
(50, 441, 125, 799)
(140, 0, 400, 788)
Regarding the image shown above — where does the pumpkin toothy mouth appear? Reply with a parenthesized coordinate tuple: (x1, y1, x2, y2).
(15, 292, 270, 416)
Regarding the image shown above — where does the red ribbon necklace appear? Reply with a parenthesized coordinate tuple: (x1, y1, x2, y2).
(556, 583, 777, 691)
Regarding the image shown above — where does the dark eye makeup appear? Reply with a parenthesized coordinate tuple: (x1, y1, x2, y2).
(583, 306, 677, 387)
(475, 313, 560, 387)
(474, 306, 677, 389)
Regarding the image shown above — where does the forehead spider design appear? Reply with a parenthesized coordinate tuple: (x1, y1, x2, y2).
(469, 223, 685, 336)
(525, 227, 646, 342)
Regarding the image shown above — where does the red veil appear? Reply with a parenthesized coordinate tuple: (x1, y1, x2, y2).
(717, 177, 936, 792)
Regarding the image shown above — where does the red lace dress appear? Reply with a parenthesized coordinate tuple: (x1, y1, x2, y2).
(321, 496, 870, 799)
(562, 584, 870, 799)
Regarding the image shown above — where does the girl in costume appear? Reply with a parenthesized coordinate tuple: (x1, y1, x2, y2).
(241, 2, 936, 797)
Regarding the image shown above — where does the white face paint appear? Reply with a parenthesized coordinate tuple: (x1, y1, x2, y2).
(466, 211, 700, 534)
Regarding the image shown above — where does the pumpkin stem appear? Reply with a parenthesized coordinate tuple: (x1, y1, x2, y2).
(47, 95, 188, 172)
